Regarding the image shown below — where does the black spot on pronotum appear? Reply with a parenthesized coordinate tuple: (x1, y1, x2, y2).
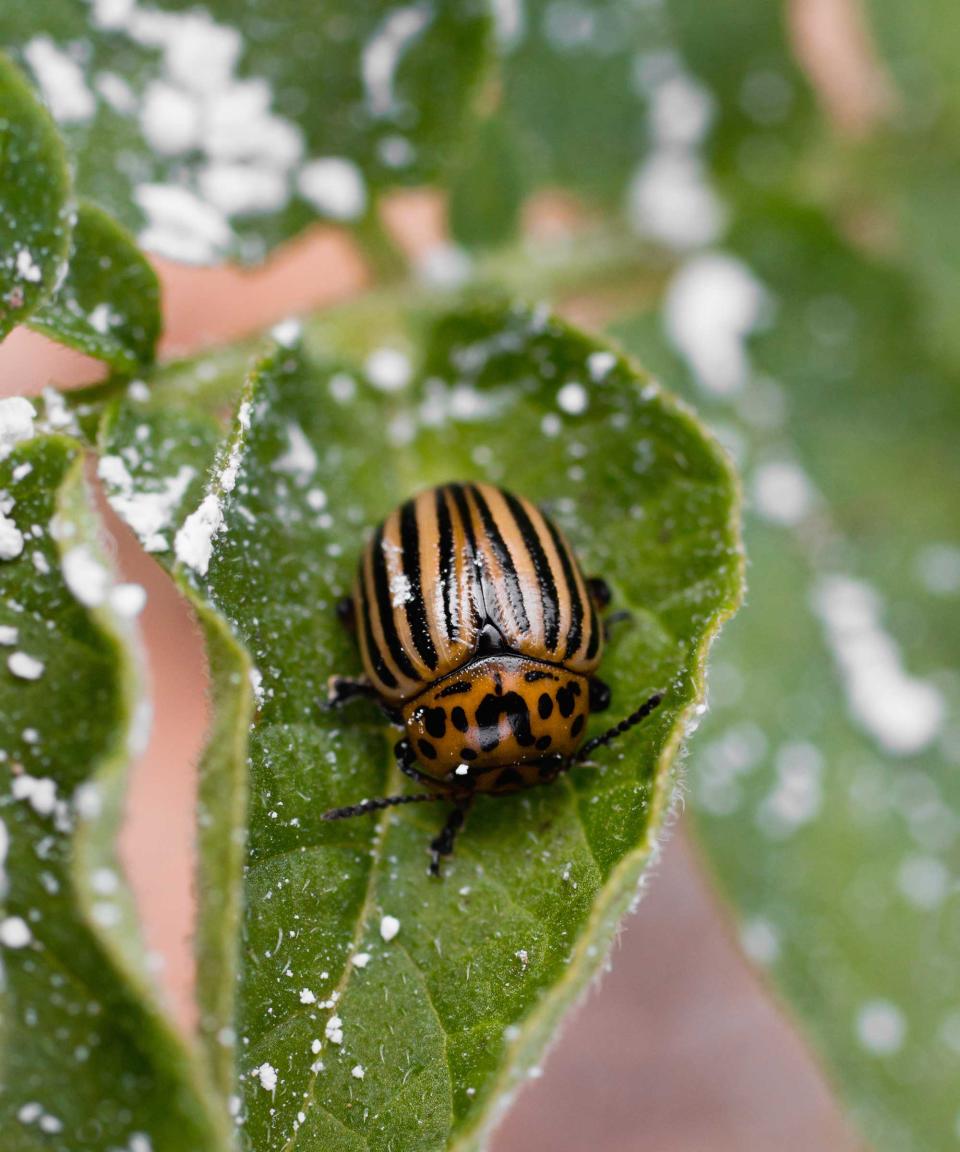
(418, 739, 437, 760)
(524, 669, 555, 683)
(460, 747, 478, 761)
(476, 691, 535, 749)
(424, 707, 447, 739)
(437, 680, 471, 698)
(536, 735, 552, 751)
(557, 683, 578, 718)
(451, 706, 469, 732)
(538, 692, 554, 720)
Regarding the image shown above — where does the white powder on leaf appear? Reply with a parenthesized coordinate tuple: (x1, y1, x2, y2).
(15, 249, 42, 284)
(136, 183, 232, 265)
(0, 398, 37, 460)
(664, 253, 768, 395)
(12, 774, 59, 817)
(273, 422, 317, 483)
(0, 512, 24, 561)
(8, 652, 44, 680)
(856, 1000, 905, 1055)
(0, 626, 17, 645)
(362, 6, 432, 118)
(366, 348, 412, 393)
(62, 546, 111, 607)
(353, 952, 371, 969)
(99, 456, 195, 553)
(0, 915, 33, 949)
(299, 988, 316, 1005)
(297, 158, 367, 221)
(751, 460, 817, 526)
(812, 575, 945, 756)
(380, 914, 400, 942)
(175, 494, 223, 576)
(254, 1062, 277, 1091)
(557, 382, 588, 415)
(23, 37, 96, 124)
(109, 583, 147, 618)
(351, 1064, 365, 1080)
(140, 80, 200, 155)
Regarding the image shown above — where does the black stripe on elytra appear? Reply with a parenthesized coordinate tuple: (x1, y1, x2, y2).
(544, 515, 584, 659)
(358, 568, 397, 689)
(503, 489, 560, 651)
(449, 484, 484, 632)
(437, 679, 471, 697)
(435, 487, 456, 643)
(400, 499, 438, 670)
(467, 485, 530, 634)
(371, 523, 420, 681)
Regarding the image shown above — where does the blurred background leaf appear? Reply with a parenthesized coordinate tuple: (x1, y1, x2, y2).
(0, 0, 491, 265)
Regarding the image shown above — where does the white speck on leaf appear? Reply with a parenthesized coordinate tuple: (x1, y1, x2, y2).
(857, 1000, 905, 1055)
(0, 915, 33, 949)
(23, 37, 96, 123)
(8, 652, 44, 680)
(0, 398, 37, 460)
(297, 157, 367, 221)
(380, 914, 400, 942)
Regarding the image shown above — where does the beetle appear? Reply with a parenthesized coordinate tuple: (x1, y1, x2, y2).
(323, 482, 662, 873)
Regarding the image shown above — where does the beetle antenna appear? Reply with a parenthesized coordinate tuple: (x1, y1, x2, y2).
(322, 793, 444, 821)
(574, 692, 663, 762)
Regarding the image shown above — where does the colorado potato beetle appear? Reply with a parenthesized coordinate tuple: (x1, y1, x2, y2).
(324, 482, 662, 873)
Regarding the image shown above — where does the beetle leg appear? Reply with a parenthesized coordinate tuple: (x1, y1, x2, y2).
(429, 798, 472, 877)
(574, 691, 664, 762)
(325, 675, 377, 710)
(394, 738, 439, 787)
(603, 609, 632, 640)
(588, 676, 612, 713)
(586, 575, 612, 610)
(336, 595, 357, 633)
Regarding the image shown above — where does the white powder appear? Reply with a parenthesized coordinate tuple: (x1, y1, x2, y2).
(380, 914, 400, 942)
(200, 162, 289, 217)
(740, 917, 780, 965)
(136, 184, 232, 265)
(324, 1015, 344, 1045)
(0, 512, 24, 561)
(751, 460, 817, 527)
(110, 583, 147, 617)
(12, 774, 58, 817)
(757, 741, 824, 838)
(0, 398, 37, 460)
(15, 249, 42, 284)
(175, 493, 223, 577)
(254, 1062, 277, 1091)
(0, 915, 33, 949)
(273, 422, 317, 483)
(557, 382, 588, 415)
(362, 6, 432, 118)
(366, 348, 412, 392)
(99, 456, 195, 553)
(299, 988, 316, 1005)
(23, 37, 96, 124)
(139, 80, 201, 155)
(664, 253, 768, 395)
(856, 1000, 905, 1056)
(353, 952, 371, 969)
(0, 626, 17, 645)
(351, 1064, 365, 1080)
(8, 652, 44, 680)
(297, 158, 367, 221)
(62, 546, 111, 608)
(587, 351, 616, 382)
(628, 151, 725, 251)
(812, 575, 945, 756)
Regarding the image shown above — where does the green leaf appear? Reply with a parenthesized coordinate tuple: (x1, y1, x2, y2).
(2, 2, 491, 265)
(0, 429, 230, 1150)
(610, 200, 960, 1152)
(28, 200, 162, 371)
(99, 300, 742, 1149)
(0, 52, 72, 339)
